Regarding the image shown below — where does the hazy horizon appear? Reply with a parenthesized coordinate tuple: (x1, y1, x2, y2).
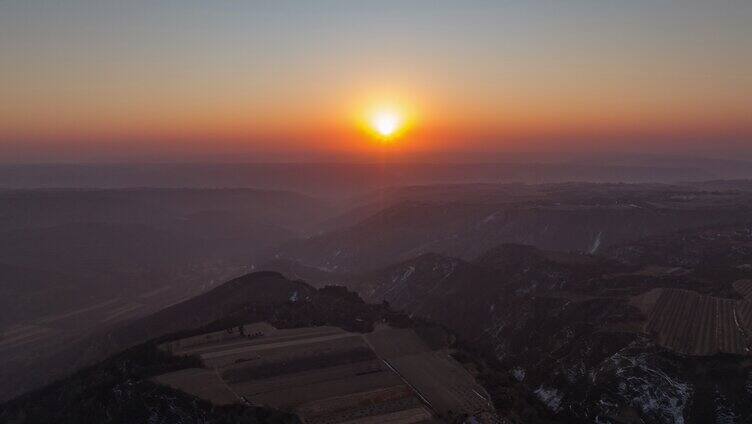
(2, 149, 752, 166)
(3, 1, 751, 163)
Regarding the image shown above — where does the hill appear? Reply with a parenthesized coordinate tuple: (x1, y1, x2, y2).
(272, 183, 752, 272)
(0, 271, 534, 424)
(268, 231, 752, 422)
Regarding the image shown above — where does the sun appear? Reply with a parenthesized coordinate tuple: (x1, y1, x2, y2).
(372, 111, 402, 138)
(352, 97, 415, 144)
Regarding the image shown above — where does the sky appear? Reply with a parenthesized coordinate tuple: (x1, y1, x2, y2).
(1, 0, 751, 162)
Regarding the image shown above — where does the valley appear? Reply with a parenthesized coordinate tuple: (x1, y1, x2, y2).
(4, 181, 752, 423)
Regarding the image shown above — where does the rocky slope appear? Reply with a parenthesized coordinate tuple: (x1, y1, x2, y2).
(315, 229, 752, 423)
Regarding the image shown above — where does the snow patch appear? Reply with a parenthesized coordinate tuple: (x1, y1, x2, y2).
(482, 212, 498, 224)
(391, 266, 415, 284)
(713, 387, 739, 424)
(535, 386, 563, 412)
(589, 231, 603, 254)
(601, 351, 691, 424)
(512, 366, 526, 382)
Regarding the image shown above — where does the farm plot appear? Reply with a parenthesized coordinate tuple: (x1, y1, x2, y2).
(152, 368, 238, 405)
(222, 346, 377, 383)
(388, 351, 494, 416)
(304, 398, 429, 424)
(735, 300, 752, 335)
(226, 359, 384, 396)
(0, 324, 53, 352)
(733, 279, 752, 301)
(364, 327, 432, 359)
(644, 288, 751, 355)
(295, 385, 419, 420)
(100, 302, 146, 323)
(155, 323, 436, 424)
(202, 332, 364, 368)
(365, 326, 495, 417)
(236, 369, 405, 409)
(162, 322, 277, 353)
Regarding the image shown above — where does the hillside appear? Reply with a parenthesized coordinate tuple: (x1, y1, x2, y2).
(425, 238, 747, 421)
(0, 342, 297, 424)
(272, 183, 752, 272)
(0, 271, 538, 424)
(0, 272, 310, 401)
(0, 188, 339, 403)
(271, 227, 752, 422)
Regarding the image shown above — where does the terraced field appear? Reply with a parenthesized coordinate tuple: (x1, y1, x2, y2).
(364, 328, 495, 417)
(0, 325, 53, 352)
(154, 323, 498, 423)
(733, 279, 752, 301)
(152, 368, 237, 405)
(643, 288, 752, 356)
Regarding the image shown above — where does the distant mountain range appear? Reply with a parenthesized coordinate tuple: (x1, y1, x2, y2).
(270, 182, 752, 272)
(4, 157, 752, 196)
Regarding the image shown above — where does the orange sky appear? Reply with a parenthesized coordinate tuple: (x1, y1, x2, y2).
(1, 1, 751, 162)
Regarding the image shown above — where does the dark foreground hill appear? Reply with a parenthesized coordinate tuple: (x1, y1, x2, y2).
(0, 271, 390, 420)
(344, 230, 752, 423)
(269, 228, 752, 423)
(0, 272, 366, 402)
(0, 342, 298, 424)
(0, 188, 340, 404)
(0, 271, 550, 424)
(11, 228, 752, 423)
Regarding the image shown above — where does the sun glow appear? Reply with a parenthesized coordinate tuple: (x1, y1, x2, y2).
(372, 111, 402, 137)
(357, 102, 412, 144)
